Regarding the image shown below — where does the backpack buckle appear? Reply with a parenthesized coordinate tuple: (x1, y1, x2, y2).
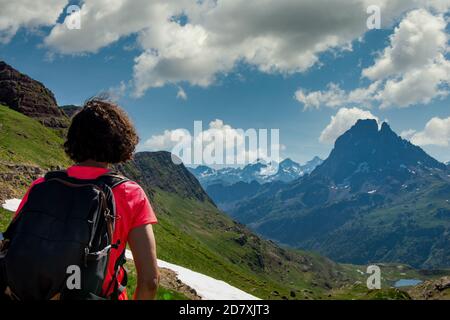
(84, 247, 89, 267)
(104, 208, 120, 221)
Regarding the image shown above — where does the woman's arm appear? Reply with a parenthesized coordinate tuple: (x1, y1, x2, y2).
(128, 224, 160, 300)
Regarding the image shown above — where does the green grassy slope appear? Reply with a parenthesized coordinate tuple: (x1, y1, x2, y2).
(0, 107, 422, 300)
(0, 207, 12, 231)
(232, 168, 450, 269)
(118, 153, 366, 299)
(0, 107, 355, 299)
(0, 104, 71, 199)
(308, 173, 450, 269)
(0, 105, 70, 168)
(152, 190, 349, 299)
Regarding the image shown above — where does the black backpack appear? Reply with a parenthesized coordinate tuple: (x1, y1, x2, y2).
(0, 170, 129, 300)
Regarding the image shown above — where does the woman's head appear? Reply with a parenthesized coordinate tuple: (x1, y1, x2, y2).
(64, 98, 139, 164)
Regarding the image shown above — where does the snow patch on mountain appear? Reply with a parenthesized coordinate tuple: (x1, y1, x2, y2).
(189, 156, 323, 187)
(125, 250, 259, 300)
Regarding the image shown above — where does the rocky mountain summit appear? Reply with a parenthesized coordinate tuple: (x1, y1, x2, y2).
(0, 61, 68, 128)
(230, 119, 450, 269)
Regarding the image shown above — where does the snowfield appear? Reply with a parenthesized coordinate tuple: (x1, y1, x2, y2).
(2, 199, 259, 300)
(2, 198, 21, 212)
(125, 250, 259, 300)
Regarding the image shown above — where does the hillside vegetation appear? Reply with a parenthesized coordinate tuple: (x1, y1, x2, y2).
(0, 106, 357, 299)
(230, 120, 450, 269)
(118, 153, 359, 299)
(0, 105, 69, 167)
(0, 105, 71, 200)
(0, 105, 438, 300)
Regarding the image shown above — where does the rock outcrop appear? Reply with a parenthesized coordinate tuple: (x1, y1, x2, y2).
(408, 277, 450, 300)
(0, 61, 68, 128)
(0, 162, 65, 202)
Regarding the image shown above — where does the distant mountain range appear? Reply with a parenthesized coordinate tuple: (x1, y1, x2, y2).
(0, 61, 366, 300)
(228, 119, 450, 269)
(188, 156, 323, 187)
(2, 60, 449, 298)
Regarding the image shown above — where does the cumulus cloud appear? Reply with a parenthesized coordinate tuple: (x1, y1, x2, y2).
(400, 129, 417, 140)
(295, 82, 380, 110)
(0, 0, 67, 43)
(142, 119, 282, 165)
(144, 128, 191, 151)
(104, 81, 128, 102)
(39, 0, 446, 97)
(405, 117, 450, 147)
(44, 0, 174, 54)
(319, 107, 379, 144)
(377, 58, 450, 108)
(296, 8, 450, 110)
(363, 9, 448, 80)
(3, 1, 447, 100)
(366, 9, 450, 108)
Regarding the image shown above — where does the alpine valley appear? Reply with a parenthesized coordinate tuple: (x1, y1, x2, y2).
(1, 61, 449, 300)
(227, 119, 450, 270)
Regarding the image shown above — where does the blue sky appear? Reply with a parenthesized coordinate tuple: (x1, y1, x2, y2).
(1, 1, 449, 165)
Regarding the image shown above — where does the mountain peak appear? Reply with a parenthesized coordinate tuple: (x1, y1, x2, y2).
(0, 61, 68, 128)
(313, 118, 445, 183)
(380, 121, 396, 134)
(117, 151, 214, 203)
(380, 121, 390, 130)
(280, 158, 295, 165)
(352, 118, 379, 132)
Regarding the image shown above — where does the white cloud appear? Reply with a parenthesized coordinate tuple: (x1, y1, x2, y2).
(44, 0, 175, 54)
(295, 8, 450, 110)
(0, 0, 67, 43)
(377, 58, 450, 108)
(400, 129, 417, 140)
(319, 107, 379, 144)
(406, 117, 450, 147)
(105, 81, 127, 102)
(366, 9, 450, 108)
(142, 119, 282, 165)
(144, 128, 191, 151)
(2, 1, 446, 100)
(295, 82, 380, 110)
(40, 0, 447, 97)
(176, 86, 188, 100)
(363, 9, 448, 80)
(294, 83, 347, 110)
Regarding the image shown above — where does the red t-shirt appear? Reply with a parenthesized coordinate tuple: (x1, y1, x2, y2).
(15, 165, 157, 300)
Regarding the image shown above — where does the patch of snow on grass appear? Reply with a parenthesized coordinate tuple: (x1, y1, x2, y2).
(3, 199, 260, 300)
(2, 199, 21, 212)
(125, 250, 260, 300)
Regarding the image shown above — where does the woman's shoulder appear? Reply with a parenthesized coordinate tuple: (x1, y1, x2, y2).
(111, 179, 157, 225)
(112, 179, 150, 205)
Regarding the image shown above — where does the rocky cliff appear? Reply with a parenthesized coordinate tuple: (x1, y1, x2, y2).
(0, 61, 68, 128)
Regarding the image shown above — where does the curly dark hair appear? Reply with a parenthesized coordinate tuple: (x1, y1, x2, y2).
(64, 98, 139, 164)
